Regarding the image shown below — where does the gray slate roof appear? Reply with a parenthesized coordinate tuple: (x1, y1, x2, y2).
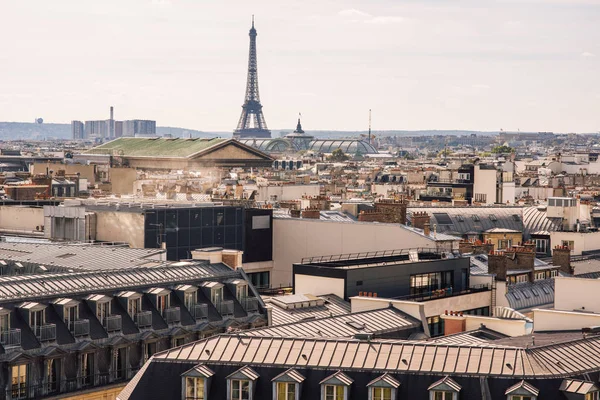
(0, 262, 237, 303)
(523, 206, 562, 237)
(266, 294, 350, 326)
(0, 242, 164, 272)
(506, 279, 555, 311)
(407, 207, 524, 236)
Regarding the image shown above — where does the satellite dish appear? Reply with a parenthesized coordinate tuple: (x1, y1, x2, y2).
(36, 118, 44, 124)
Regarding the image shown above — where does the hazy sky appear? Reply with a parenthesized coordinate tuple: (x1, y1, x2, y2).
(1, 0, 599, 133)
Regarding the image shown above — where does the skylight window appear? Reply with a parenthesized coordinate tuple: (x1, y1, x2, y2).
(456, 215, 465, 222)
(433, 213, 453, 225)
(472, 215, 480, 222)
(489, 214, 498, 221)
(512, 214, 521, 221)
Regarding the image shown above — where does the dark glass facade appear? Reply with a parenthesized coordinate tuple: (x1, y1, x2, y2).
(143, 207, 272, 263)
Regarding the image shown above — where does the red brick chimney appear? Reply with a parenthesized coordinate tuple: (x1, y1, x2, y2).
(412, 211, 430, 230)
(552, 245, 573, 274)
(301, 208, 321, 219)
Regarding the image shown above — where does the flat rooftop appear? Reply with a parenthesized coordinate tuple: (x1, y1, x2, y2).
(297, 248, 461, 270)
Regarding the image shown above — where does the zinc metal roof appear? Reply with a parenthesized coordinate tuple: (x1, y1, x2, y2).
(153, 333, 600, 378)
(85, 137, 226, 158)
(367, 373, 401, 388)
(560, 379, 599, 394)
(265, 294, 350, 326)
(0, 262, 237, 303)
(241, 307, 419, 338)
(407, 207, 524, 236)
(505, 380, 539, 396)
(0, 242, 164, 272)
(523, 206, 562, 237)
(506, 279, 555, 311)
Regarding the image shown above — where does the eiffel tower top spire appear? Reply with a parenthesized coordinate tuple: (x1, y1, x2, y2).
(234, 16, 271, 138)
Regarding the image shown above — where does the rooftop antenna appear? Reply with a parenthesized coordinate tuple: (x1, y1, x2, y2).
(252, 14, 254, 28)
(368, 109, 372, 145)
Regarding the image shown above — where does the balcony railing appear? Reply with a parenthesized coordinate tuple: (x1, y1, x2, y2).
(163, 307, 180, 324)
(0, 329, 21, 347)
(244, 297, 259, 313)
(70, 319, 90, 337)
(393, 284, 490, 302)
(135, 311, 152, 328)
(104, 315, 122, 332)
(193, 303, 208, 321)
(4, 368, 142, 400)
(219, 300, 234, 318)
(35, 324, 56, 342)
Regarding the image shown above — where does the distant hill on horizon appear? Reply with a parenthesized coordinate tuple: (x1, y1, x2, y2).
(2, 122, 585, 141)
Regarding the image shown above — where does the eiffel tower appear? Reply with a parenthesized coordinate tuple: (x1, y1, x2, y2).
(234, 16, 271, 139)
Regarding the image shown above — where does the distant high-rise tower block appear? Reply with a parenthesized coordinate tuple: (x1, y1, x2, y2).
(71, 121, 85, 140)
(123, 120, 156, 136)
(233, 17, 271, 139)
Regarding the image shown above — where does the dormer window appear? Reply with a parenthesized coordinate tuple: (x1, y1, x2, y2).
(181, 364, 214, 400)
(157, 294, 170, 314)
(368, 373, 400, 400)
(127, 297, 142, 318)
(320, 371, 353, 400)
(227, 366, 258, 400)
(184, 291, 197, 310)
(428, 376, 461, 400)
(272, 368, 305, 400)
(560, 379, 600, 400)
(505, 380, 538, 400)
(236, 284, 248, 301)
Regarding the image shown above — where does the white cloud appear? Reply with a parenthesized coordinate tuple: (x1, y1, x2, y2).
(365, 16, 405, 25)
(338, 9, 371, 18)
(582, 52, 595, 57)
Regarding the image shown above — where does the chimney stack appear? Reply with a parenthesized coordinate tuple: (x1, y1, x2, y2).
(412, 211, 430, 230)
(459, 240, 474, 254)
(301, 208, 321, 219)
(552, 245, 573, 274)
(423, 220, 431, 236)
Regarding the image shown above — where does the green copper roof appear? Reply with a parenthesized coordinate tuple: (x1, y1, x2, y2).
(85, 137, 227, 158)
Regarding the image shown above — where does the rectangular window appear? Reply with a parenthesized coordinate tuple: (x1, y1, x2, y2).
(410, 272, 453, 296)
(81, 353, 93, 386)
(64, 305, 79, 331)
(534, 239, 548, 254)
(184, 292, 196, 310)
(211, 287, 223, 307)
(457, 173, 470, 180)
(97, 302, 110, 325)
(427, 316, 445, 337)
(0, 313, 9, 333)
(230, 379, 250, 400)
(248, 271, 270, 289)
(372, 387, 392, 400)
(252, 215, 270, 230)
(156, 294, 169, 314)
(561, 241, 575, 253)
(510, 396, 532, 400)
(11, 364, 27, 399)
(236, 285, 248, 301)
(186, 377, 205, 400)
(325, 385, 344, 400)
(550, 269, 558, 277)
(498, 239, 512, 250)
(433, 391, 454, 400)
(276, 382, 296, 400)
(30, 309, 44, 330)
(586, 392, 599, 400)
(128, 298, 141, 318)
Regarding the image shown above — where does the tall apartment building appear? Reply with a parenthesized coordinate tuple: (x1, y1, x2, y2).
(123, 120, 157, 137)
(71, 120, 84, 139)
(84, 119, 109, 139)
